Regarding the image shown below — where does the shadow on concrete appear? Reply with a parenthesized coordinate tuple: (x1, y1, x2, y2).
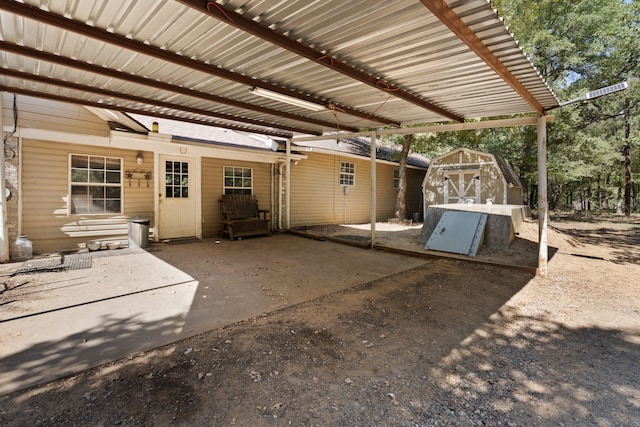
(0, 312, 186, 398)
(0, 249, 198, 395)
(149, 234, 428, 339)
(0, 234, 426, 396)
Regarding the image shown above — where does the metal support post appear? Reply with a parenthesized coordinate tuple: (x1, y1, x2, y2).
(537, 115, 548, 277)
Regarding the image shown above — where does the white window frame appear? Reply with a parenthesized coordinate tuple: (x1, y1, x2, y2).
(69, 154, 123, 215)
(393, 169, 400, 189)
(223, 166, 253, 194)
(339, 161, 355, 186)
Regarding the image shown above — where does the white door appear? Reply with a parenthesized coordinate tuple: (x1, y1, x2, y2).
(444, 171, 481, 204)
(159, 156, 196, 239)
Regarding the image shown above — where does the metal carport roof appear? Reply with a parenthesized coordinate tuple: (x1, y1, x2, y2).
(0, 0, 559, 275)
(0, 0, 558, 138)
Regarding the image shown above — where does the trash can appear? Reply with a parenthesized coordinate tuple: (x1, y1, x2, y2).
(128, 217, 150, 249)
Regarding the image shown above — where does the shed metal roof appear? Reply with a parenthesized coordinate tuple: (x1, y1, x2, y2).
(0, 0, 558, 138)
(292, 137, 431, 169)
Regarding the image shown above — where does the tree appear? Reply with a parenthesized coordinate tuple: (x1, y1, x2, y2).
(491, 0, 640, 213)
(389, 1, 640, 215)
(394, 134, 412, 220)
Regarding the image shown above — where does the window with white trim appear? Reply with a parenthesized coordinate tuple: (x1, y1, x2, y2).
(165, 160, 190, 198)
(70, 154, 122, 214)
(224, 166, 253, 194)
(339, 161, 355, 186)
(393, 169, 400, 189)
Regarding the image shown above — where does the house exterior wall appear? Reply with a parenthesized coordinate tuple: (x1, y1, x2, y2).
(3, 94, 132, 254)
(3, 95, 113, 254)
(289, 152, 425, 227)
(21, 139, 154, 253)
(3, 94, 110, 136)
(3, 94, 427, 252)
(375, 165, 424, 219)
(201, 157, 272, 238)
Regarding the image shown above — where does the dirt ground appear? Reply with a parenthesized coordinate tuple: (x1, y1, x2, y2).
(1, 214, 639, 426)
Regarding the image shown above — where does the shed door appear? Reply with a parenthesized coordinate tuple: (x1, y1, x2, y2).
(444, 171, 480, 204)
(159, 156, 196, 239)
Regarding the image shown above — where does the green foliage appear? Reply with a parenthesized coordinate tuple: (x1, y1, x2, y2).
(400, 0, 640, 210)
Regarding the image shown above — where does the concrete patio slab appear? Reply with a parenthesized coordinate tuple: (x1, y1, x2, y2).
(0, 234, 426, 395)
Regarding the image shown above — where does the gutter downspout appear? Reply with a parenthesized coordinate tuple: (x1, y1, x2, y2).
(152, 150, 160, 242)
(278, 161, 284, 229)
(270, 162, 275, 231)
(537, 115, 548, 277)
(286, 138, 291, 230)
(0, 93, 7, 262)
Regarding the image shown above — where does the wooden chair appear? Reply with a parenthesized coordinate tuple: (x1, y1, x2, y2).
(219, 194, 271, 240)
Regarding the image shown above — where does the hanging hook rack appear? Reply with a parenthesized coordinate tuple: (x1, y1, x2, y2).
(125, 168, 152, 187)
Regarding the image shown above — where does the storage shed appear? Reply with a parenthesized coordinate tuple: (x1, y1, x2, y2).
(421, 148, 522, 214)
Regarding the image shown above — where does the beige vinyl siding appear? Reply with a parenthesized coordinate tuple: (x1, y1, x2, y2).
(201, 157, 272, 238)
(291, 153, 382, 227)
(3, 94, 110, 251)
(375, 165, 425, 219)
(21, 139, 154, 253)
(291, 153, 427, 227)
(2, 94, 109, 136)
(375, 164, 397, 220)
(290, 153, 336, 226)
(201, 157, 220, 238)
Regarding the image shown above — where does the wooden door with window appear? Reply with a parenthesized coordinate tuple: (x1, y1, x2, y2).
(159, 156, 196, 239)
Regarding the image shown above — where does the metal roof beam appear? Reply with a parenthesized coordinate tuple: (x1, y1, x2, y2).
(0, 1, 398, 127)
(292, 116, 555, 142)
(0, 41, 355, 133)
(0, 68, 321, 135)
(419, 0, 544, 115)
(177, 0, 464, 123)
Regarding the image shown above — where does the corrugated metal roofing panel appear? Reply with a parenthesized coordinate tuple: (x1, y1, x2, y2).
(0, 0, 558, 137)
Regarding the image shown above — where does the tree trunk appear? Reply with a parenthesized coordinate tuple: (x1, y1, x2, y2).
(616, 186, 623, 214)
(624, 111, 631, 217)
(587, 177, 592, 212)
(521, 178, 529, 206)
(394, 134, 413, 220)
(604, 174, 610, 210)
(597, 172, 602, 211)
(549, 181, 562, 211)
(529, 186, 537, 209)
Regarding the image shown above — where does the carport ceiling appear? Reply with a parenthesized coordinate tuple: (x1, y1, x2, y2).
(0, 0, 558, 138)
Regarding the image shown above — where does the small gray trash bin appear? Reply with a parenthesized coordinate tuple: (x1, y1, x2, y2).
(128, 217, 150, 249)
